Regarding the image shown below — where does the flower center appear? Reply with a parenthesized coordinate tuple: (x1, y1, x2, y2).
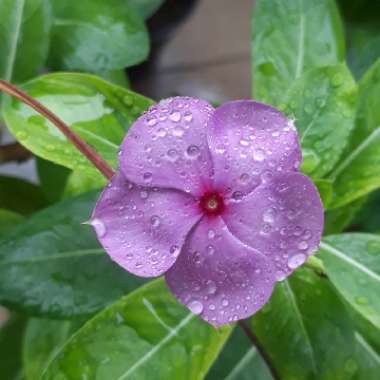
(199, 192, 225, 216)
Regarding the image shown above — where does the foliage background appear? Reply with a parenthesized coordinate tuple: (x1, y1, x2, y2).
(1, 0, 380, 379)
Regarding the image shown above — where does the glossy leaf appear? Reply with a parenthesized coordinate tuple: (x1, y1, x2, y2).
(0, 209, 24, 236)
(37, 158, 71, 203)
(49, 0, 149, 72)
(127, 0, 164, 19)
(0, 175, 47, 214)
(313, 179, 333, 209)
(252, 0, 345, 105)
(324, 197, 366, 235)
(319, 234, 380, 337)
(206, 327, 272, 380)
(329, 59, 380, 207)
(2, 73, 153, 175)
(353, 190, 380, 233)
(42, 279, 232, 380)
(63, 170, 106, 198)
(283, 64, 357, 178)
(0, 312, 27, 380)
(250, 267, 356, 380)
(0, 0, 52, 83)
(23, 318, 80, 380)
(0, 191, 145, 318)
(353, 332, 380, 379)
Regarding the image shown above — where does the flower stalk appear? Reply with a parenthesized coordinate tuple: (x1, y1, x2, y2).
(0, 79, 115, 180)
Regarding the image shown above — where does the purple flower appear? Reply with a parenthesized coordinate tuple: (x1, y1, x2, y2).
(92, 98, 324, 326)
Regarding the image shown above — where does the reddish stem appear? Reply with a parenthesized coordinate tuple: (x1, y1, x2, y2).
(0, 79, 115, 180)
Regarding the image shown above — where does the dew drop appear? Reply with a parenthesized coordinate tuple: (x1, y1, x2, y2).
(263, 208, 276, 223)
(91, 218, 106, 237)
(170, 245, 180, 257)
(205, 280, 217, 295)
(208, 229, 216, 239)
(169, 111, 181, 122)
(188, 300, 203, 315)
(207, 245, 215, 255)
(143, 172, 153, 183)
(297, 241, 308, 250)
(150, 215, 161, 228)
(222, 299, 229, 307)
(172, 126, 184, 137)
(186, 145, 200, 159)
(288, 253, 306, 269)
(275, 271, 286, 281)
(239, 173, 249, 185)
(140, 191, 149, 199)
(253, 149, 265, 162)
(156, 128, 167, 137)
(355, 296, 368, 305)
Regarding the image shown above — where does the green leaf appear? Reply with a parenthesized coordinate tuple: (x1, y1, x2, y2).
(352, 190, 380, 232)
(0, 175, 47, 214)
(2, 73, 153, 174)
(0, 312, 27, 380)
(37, 158, 71, 203)
(319, 234, 380, 337)
(0, 0, 52, 83)
(329, 59, 380, 208)
(0, 209, 24, 236)
(252, 0, 345, 105)
(324, 197, 366, 234)
(250, 267, 356, 380)
(23, 318, 80, 380)
(63, 170, 106, 198)
(127, 0, 164, 19)
(0, 191, 145, 318)
(49, 0, 149, 72)
(313, 179, 333, 209)
(353, 332, 380, 379)
(282, 64, 357, 178)
(206, 328, 272, 380)
(42, 279, 232, 379)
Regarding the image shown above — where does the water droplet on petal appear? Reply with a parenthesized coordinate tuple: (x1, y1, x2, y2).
(170, 245, 180, 257)
(288, 253, 306, 269)
(150, 215, 161, 228)
(253, 149, 265, 161)
(91, 218, 106, 237)
(172, 126, 184, 137)
(188, 300, 203, 314)
(297, 241, 308, 250)
(143, 172, 153, 183)
(186, 145, 200, 159)
(222, 299, 229, 307)
(205, 280, 217, 295)
(169, 111, 181, 122)
(208, 229, 216, 239)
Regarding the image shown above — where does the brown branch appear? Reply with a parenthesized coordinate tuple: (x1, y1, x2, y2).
(0, 80, 115, 180)
(238, 320, 281, 380)
(0, 142, 31, 163)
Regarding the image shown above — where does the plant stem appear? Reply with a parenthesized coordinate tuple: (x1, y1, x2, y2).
(238, 320, 281, 380)
(0, 79, 115, 180)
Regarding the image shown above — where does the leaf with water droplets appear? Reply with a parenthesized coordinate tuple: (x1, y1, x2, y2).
(23, 318, 81, 380)
(319, 234, 380, 338)
(329, 59, 380, 208)
(250, 267, 357, 380)
(252, 0, 345, 105)
(0, 191, 145, 318)
(48, 0, 149, 72)
(2, 73, 153, 176)
(42, 279, 232, 380)
(283, 64, 357, 178)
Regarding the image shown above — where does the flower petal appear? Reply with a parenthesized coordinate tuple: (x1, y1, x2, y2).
(208, 100, 302, 197)
(92, 173, 202, 277)
(119, 97, 214, 196)
(223, 172, 324, 280)
(165, 217, 275, 327)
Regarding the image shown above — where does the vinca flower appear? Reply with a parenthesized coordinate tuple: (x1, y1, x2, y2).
(91, 97, 324, 326)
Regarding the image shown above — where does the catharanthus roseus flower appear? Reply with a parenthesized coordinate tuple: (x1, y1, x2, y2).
(91, 98, 324, 326)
